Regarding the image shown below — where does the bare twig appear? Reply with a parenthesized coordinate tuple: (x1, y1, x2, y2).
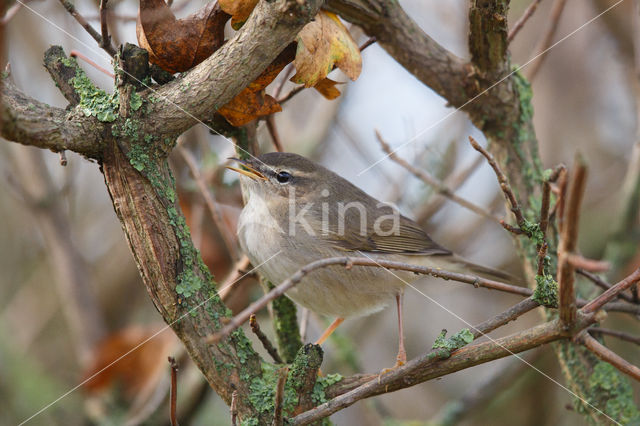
(536, 241, 548, 276)
(205, 256, 534, 344)
(57, 0, 117, 57)
(272, 367, 289, 426)
(508, 0, 544, 42)
(577, 269, 635, 303)
(59, 151, 67, 167)
(99, 0, 110, 49)
(468, 136, 526, 228)
(557, 156, 587, 327)
(416, 155, 485, 221)
(69, 50, 115, 78)
(375, 131, 501, 224)
(577, 331, 640, 381)
(168, 357, 179, 426)
(1, 0, 31, 25)
(588, 328, 640, 346)
(359, 36, 377, 51)
(277, 85, 304, 104)
(273, 64, 295, 99)
(526, 0, 568, 81)
(582, 268, 640, 314)
(250, 314, 284, 364)
(178, 145, 239, 261)
(230, 390, 238, 426)
(219, 255, 251, 301)
(266, 115, 284, 152)
(566, 254, 610, 273)
(472, 298, 540, 338)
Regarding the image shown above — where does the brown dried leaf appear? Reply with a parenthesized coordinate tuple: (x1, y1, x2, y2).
(218, 44, 296, 126)
(313, 78, 342, 100)
(137, 0, 229, 73)
(292, 11, 362, 87)
(83, 325, 178, 397)
(219, 0, 258, 29)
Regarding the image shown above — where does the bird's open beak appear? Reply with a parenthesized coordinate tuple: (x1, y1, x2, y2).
(225, 158, 267, 181)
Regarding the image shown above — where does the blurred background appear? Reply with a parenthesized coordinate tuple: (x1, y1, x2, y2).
(1, 0, 639, 424)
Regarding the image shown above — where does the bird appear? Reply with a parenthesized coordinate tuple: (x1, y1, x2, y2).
(227, 152, 514, 367)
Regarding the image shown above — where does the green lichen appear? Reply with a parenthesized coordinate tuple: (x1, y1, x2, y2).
(248, 363, 298, 417)
(130, 91, 143, 111)
(311, 373, 343, 405)
(271, 291, 303, 363)
(520, 219, 544, 243)
(578, 362, 640, 424)
(432, 328, 474, 353)
(532, 274, 558, 307)
(65, 57, 119, 122)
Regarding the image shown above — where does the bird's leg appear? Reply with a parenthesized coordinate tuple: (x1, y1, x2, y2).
(395, 291, 407, 366)
(315, 317, 345, 345)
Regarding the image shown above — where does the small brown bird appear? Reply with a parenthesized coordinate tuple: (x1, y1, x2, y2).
(227, 152, 512, 366)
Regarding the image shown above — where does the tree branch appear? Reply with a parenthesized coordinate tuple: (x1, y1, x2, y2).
(291, 315, 599, 424)
(144, 0, 323, 137)
(577, 331, 640, 382)
(557, 156, 587, 327)
(0, 76, 105, 159)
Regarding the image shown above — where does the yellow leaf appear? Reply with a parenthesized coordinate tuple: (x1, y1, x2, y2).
(292, 11, 362, 87)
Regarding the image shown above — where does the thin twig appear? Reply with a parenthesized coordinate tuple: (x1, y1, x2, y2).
(417, 155, 485, 221)
(359, 36, 377, 51)
(468, 136, 526, 228)
(526, 0, 568, 81)
(375, 131, 501, 224)
(69, 50, 115, 78)
(536, 241, 548, 276)
(272, 367, 289, 426)
(577, 269, 635, 303)
(266, 115, 284, 152)
(230, 390, 238, 426)
(273, 64, 295, 99)
(205, 256, 534, 344)
(508, 0, 544, 42)
(577, 331, 640, 381)
(178, 145, 239, 261)
(557, 156, 587, 326)
(277, 85, 304, 104)
(471, 298, 540, 338)
(218, 256, 251, 301)
(250, 314, 284, 364)
(588, 328, 640, 346)
(168, 357, 179, 426)
(59, 151, 68, 167)
(1, 0, 30, 25)
(582, 268, 640, 314)
(57, 0, 117, 57)
(99, 0, 110, 49)
(566, 254, 610, 273)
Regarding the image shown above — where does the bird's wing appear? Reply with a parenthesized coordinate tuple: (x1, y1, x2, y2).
(328, 213, 451, 256)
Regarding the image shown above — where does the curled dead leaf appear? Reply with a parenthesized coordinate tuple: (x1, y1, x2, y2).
(137, 0, 229, 73)
(292, 11, 362, 87)
(218, 44, 296, 126)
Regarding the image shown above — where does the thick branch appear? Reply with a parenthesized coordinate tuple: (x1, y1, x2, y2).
(0, 77, 105, 158)
(291, 315, 598, 424)
(145, 0, 323, 136)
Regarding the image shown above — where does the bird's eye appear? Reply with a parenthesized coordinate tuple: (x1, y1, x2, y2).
(276, 171, 292, 183)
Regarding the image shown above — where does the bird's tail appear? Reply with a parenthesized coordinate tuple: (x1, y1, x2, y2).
(441, 255, 522, 285)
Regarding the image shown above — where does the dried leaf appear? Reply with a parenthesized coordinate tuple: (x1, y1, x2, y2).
(218, 44, 296, 126)
(292, 11, 362, 87)
(137, 0, 229, 73)
(313, 78, 342, 100)
(83, 325, 178, 397)
(219, 0, 258, 29)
